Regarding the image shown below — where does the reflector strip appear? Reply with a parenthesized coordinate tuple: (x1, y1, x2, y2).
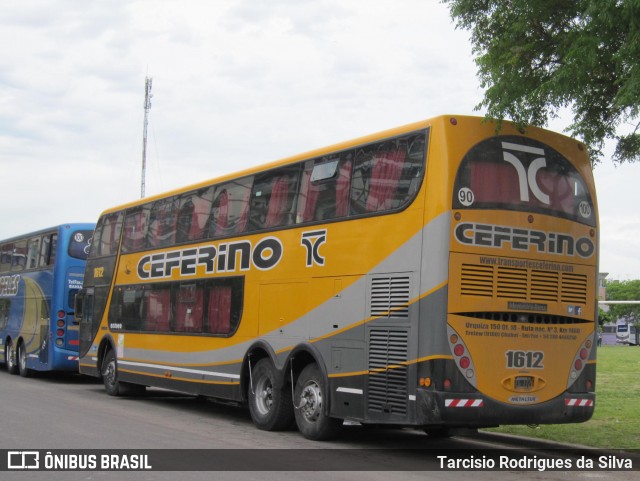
(445, 399, 484, 408)
(564, 398, 594, 407)
(67, 356, 79, 361)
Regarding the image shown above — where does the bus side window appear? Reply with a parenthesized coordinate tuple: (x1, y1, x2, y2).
(11, 240, 27, 272)
(123, 207, 150, 253)
(207, 285, 232, 334)
(350, 135, 423, 215)
(251, 167, 299, 231)
(27, 237, 41, 269)
(1, 244, 13, 273)
(95, 213, 123, 257)
(205, 278, 243, 336)
(49, 234, 58, 266)
(148, 197, 179, 249)
(297, 156, 353, 223)
(146, 288, 171, 332)
(211, 178, 253, 238)
(177, 188, 214, 243)
(176, 284, 204, 332)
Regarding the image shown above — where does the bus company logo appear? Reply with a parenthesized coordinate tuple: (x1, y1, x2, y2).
(0, 274, 20, 297)
(137, 236, 283, 280)
(301, 229, 327, 267)
(454, 223, 595, 259)
(8, 451, 39, 470)
(501, 142, 551, 205)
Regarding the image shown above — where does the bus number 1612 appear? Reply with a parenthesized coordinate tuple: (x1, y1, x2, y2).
(506, 350, 544, 369)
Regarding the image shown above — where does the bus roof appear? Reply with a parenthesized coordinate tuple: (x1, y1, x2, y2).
(0, 223, 96, 244)
(97, 114, 585, 217)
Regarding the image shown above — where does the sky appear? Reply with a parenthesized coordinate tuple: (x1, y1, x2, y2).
(0, 0, 638, 280)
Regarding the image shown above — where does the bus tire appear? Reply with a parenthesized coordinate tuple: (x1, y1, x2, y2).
(294, 363, 342, 440)
(5, 338, 18, 375)
(102, 350, 144, 396)
(248, 358, 294, 431)
(17, 342, 32, 378)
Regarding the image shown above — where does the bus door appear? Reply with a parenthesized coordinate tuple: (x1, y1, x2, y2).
(63, 269, 85, 351)
(38, 299, 50, 364)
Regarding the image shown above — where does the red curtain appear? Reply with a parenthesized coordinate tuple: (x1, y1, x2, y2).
(300, 171, 320, 223)
(146, 289, 171, 331)
(176, 288, 204, 332)
(265, 177, 290, 228)
(366, 150, 405, 212)
(336, 161, 352, 217)
(207, 286, 232, 334)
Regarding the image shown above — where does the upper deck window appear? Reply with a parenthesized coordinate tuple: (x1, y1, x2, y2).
(68, 230, 93, 260)
(453, 136, 595, 227)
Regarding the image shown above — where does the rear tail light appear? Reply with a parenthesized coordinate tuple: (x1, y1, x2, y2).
(568, 336, 594, 385)
(447, 325, 477, 387)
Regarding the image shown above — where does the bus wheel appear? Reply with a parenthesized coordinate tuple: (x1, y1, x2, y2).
(293, 364, 342, 440)
(101, 350, 144, 396)
(5, 339, 18, 375)
(17, 342, 32, 378)
(248, 358, 293, 431)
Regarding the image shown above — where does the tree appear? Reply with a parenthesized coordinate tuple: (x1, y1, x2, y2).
(443, 0, 640, 165)
(605, 279, 640, 345)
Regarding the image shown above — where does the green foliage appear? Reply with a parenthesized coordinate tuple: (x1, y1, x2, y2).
(598, 308, 612, 328)
(442, 0, 640, 165)
(606, 279, 640, 326)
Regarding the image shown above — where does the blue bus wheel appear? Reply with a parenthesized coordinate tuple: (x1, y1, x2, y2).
(5, 339, 18, 375)
(17, 342, 31, 378)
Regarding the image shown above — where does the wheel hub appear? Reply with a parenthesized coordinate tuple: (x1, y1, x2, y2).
(299, 382, 322, 422)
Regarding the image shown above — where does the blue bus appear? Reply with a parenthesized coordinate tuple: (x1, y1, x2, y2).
(0, 223, 94, 376)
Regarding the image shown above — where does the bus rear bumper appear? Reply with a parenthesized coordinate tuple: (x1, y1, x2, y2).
(416, 389, 595, 427)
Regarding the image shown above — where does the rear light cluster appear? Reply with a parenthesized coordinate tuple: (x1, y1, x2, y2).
(55, 310, 66, 346)
(568, 337, 593, 388)
(447, 326, 478, 388)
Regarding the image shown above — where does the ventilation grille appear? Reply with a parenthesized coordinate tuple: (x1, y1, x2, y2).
(461, 264, 588, 304)
(368, 329, 408, 416)
(370, 276, 410, 318)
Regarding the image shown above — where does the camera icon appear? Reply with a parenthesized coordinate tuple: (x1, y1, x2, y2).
(7, 451, 40, 470)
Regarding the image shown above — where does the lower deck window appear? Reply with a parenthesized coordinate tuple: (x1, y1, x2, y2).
(110, 277, 243, 336)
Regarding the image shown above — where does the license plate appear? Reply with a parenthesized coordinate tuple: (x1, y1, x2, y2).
(515, 376, 534, 391)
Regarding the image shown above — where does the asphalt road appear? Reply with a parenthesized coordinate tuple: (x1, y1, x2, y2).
(0, 369, 636, 481)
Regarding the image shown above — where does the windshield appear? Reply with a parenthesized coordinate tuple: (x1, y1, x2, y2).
(453, 136, 595, 227)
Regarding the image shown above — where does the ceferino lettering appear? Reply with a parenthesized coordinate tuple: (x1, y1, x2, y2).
(454, 223, 595, 258)
(137, 237, 283, 280)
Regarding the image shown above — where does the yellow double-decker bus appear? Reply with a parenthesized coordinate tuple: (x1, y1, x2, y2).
(76, 115, 598, 440)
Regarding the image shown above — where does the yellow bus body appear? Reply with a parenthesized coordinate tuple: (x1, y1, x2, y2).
(78, 115, 598, 438)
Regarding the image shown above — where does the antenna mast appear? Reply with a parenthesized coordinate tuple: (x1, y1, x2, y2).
(141, 76, 153, 198)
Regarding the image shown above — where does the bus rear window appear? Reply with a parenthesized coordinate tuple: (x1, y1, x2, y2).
(68, 230, 93, 260)
(453, 136, 595, 226)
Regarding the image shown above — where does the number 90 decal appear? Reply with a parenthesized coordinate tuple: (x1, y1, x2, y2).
(506, 350, 544, 369)
(458, 187, 475, 206)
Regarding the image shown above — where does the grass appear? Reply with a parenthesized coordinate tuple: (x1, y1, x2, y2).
(484, 346, 640, 450)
